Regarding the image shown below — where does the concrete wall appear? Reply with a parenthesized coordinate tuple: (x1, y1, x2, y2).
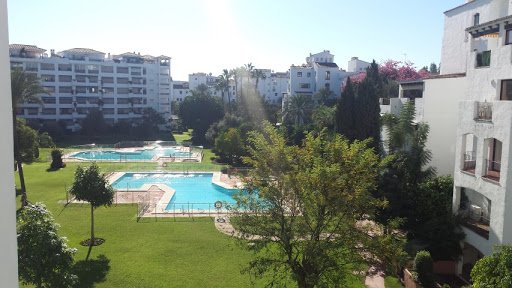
(422, 77, 466, 176)
(0, 0, 19, 286)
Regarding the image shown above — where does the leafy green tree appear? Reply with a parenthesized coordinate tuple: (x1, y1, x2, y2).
(314, 87, 336, 107)
(283, 94, 313, 126)
(81, 109, 107, 140)
(335, 77, 356, 141)
(411, 175, 465, 261)
(206, 114, 243, 146)
(354, 75, 380, 150)
(38, 132, 55, 148)
(16, 119, 40, 198)
(177, 84, 225, 144)
(413, 251, 436, 288)
(379, 101, 435, 227)
(133, 107, 166, 140)
(17, 203, 77, 288)
(312, 104, 335, 131)
(69, 163, 115, 260)
(214, 128, 246, 165)
(429, 63, 439, 75)
(11, 68, 47, 194)
(471, 245, 512, 288)
(230, 122, 394, 288)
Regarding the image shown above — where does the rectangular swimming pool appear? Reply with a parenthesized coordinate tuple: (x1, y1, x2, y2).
(112, 173, 238, 210)
(70, 147, 192, 161)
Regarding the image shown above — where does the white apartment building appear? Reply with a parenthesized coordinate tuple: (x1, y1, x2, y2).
(174, 70, 288, 106)
(284, 50, 359, 106)
(9, 44, 172, 131)
(0, 0, 19, 286)
(437, 0, 512, 280)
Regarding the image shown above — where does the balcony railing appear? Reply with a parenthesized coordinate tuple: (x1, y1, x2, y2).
(462, 152, 476, 174)
(458, 204, 490, 239)
(483, 159, 501, 182)
(475, 102, 492, 121)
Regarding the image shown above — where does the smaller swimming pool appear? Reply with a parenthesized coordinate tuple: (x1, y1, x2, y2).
(112, 173, 239, 210)
(70, 147, 192, 161)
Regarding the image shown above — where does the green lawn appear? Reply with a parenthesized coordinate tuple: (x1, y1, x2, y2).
(16, 160, 367, 287)
(173, 129, 192, 142)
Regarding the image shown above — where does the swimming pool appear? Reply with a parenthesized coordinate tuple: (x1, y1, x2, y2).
(70, 147, 192, 161)
(112, 173, 238, 210)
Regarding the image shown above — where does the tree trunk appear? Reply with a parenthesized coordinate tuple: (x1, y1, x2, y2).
(86, 204, 94, 260)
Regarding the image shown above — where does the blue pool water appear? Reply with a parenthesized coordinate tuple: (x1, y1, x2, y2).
(112, 173, 238, 210)
(71, 147, 192, 160)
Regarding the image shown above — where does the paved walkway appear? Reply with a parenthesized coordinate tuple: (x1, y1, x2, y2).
(214, 216, 386, 288)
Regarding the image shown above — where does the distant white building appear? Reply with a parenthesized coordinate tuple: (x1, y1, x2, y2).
(9, 44, 172, 131)
(284, 50, 344, 106)
(347, 56, 371, 73)
(174, 70, 289, 106)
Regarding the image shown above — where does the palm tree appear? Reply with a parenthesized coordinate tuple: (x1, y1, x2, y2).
(283, 94, 313, 125)
(243, 63, 254, 97)
(252, 69, 266, 95)
(215, 69, 232, 112)
(11, 68, 47, 197)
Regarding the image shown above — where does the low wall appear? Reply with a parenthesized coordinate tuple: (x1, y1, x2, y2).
(433, 261, 456, 275)
(404, 269, 422, 288)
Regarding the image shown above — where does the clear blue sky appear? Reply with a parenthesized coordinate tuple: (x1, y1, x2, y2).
(8, 0, 463, 80)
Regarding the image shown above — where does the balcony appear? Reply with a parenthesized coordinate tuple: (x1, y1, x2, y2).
(458, 205, 490, 240)
(462, 152, 476, 174)
(483, 159, 500, 182)
(475, 102, 492, 121)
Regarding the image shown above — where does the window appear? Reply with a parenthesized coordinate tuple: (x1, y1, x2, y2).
(117, 67, 129, 74)
(59, 97, 72, 104)
(299, 83, 310, 89)
(506, 29, 512, 45)
(325, 83, 330, 90)
(474, 13, 480, 26)
(476, 51, 491, 67)
(101, 66, 113, 73)
(307, 72, 311, 77)
(501, 80, 512, 100)
(297, 72, 302, 77)
(42, 97, 56, 104)
(74, 64, 86, 73)
(40, 63, 55, 71)
(58, 64, 72, 71)
(102, 97, 114, 104)
(325, 71, 331, 80)
(59, 86, 72, 93)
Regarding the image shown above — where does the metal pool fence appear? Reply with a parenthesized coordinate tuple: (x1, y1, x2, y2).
(137, 202, 235, 221)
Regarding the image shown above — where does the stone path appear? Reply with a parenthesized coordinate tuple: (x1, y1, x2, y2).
(214, 216, 386, 288)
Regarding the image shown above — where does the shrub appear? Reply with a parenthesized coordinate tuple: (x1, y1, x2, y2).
(50, 149, 65, 169)
(413, 250, 436, 288)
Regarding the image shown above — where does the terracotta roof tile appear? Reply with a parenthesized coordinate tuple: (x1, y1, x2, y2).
(60, 48, 104, 54)
(9, 44, 46, 53)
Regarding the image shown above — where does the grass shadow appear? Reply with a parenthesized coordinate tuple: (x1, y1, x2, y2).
(72, 254, 111, 288)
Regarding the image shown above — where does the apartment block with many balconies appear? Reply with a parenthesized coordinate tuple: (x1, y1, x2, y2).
(441, 0, 512, 280)
(9, 44, 171, 131)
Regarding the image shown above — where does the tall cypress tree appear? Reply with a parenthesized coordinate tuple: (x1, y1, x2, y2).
(335, 77, 356, 141)
(354, 76, 380, 151)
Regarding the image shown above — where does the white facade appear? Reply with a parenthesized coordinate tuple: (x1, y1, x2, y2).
(284, 50, 345, 105)
(440, 0, 512, 278)
(347, 56, 371, 73)
(178, 70, 288, 106)
(9, 45, 172, 131)
(0, 0, 19, 286)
